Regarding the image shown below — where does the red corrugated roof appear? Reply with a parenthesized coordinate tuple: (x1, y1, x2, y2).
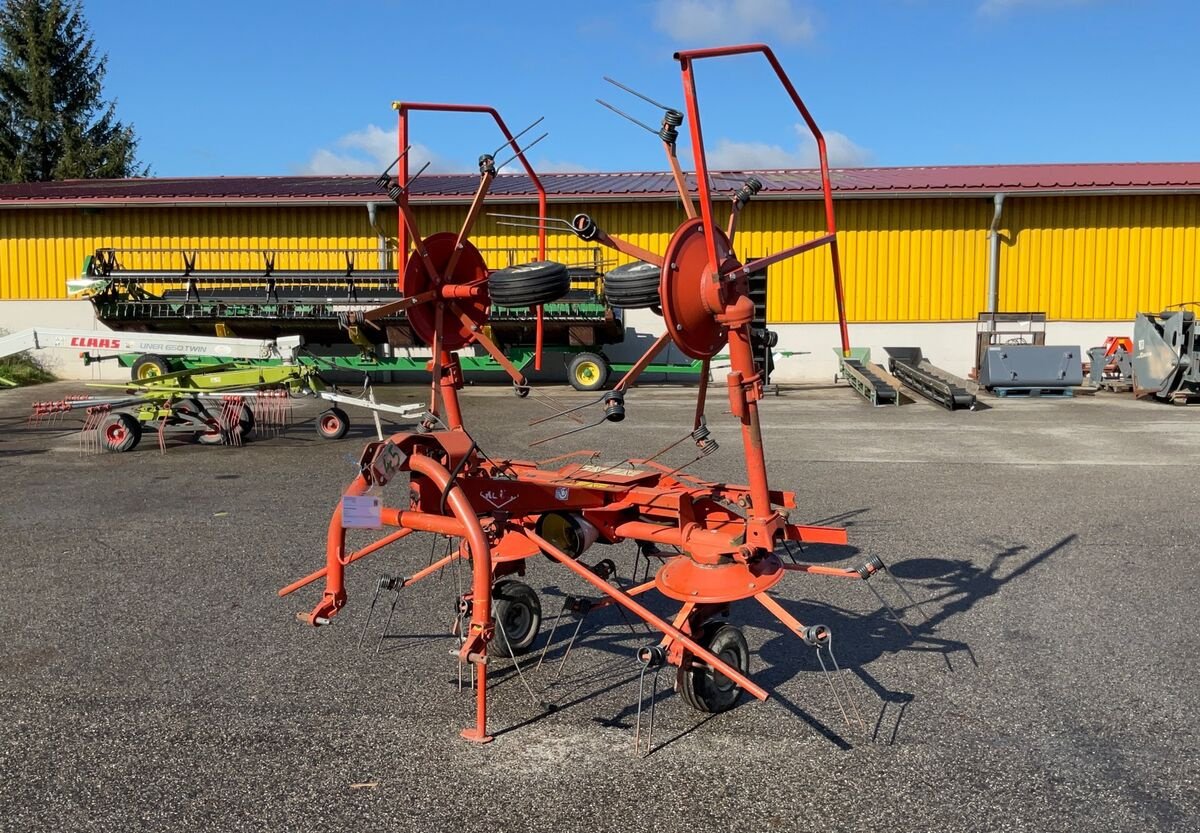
(1, 162, 1198, 206)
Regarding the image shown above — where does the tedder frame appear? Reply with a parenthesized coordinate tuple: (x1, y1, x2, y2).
(280, 44, 913, 746)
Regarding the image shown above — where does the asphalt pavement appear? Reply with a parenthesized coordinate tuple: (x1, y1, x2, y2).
(1, 380, 1197, 832)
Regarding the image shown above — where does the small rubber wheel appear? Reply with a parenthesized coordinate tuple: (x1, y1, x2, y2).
(172, 397, 208, 440)
(488, 261, 571, 308)
(567, 352, 610, 392)
(679, 622, 750, 713)
(195, 403, 253, 445)
(131, 354, 171, 381)
(603, 261, 661, 309)
(99, 412, 142, 453)
(492, 580, 542, 654)
(316, 407, 350, 440)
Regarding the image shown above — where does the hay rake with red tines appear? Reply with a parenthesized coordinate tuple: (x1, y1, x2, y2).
(25, 359, 426, 454)
(281, 45, 928, 750)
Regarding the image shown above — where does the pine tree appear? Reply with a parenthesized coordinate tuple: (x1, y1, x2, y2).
(0, 0, 145, 181)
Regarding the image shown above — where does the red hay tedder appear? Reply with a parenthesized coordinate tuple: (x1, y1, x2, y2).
(279, 43, 920, 747)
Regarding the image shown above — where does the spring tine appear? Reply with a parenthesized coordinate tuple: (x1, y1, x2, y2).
(882, 566, 933, 624)
(648, 665, 662, 754)
(526, 388, 595, 425)
(596, 98, 659, 136)
(634, 659, 665, 757)
(781, 540, 803, 564)
(487, 213, 578, 232)
(377, 146, 411, 181)
(634, 661, 650, 754)
(535, 598, 571, 671)
(376, 592, 403, 655)
(456, 618, 466, 692)
(603, 76, 676, 113)
(814, 641, 852, 730)
(407, 160, 431, 187)
(607, 568, 639, 635)
(495, 132, 549, 171)
(491, 116, 545, 159)
(357, 583, 386, 650)
(823, 631, 868, 736)
(613, 603, 639, 635)
(865, 579, 912, 636)
(494, 219, 554, 231)
(529, 412, 610, 447)
(552, 612, 589, 683)
(493, 604, 541, 706)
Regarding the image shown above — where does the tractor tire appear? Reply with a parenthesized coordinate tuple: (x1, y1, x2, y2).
(99, 412, 142, 453)
(567, 352, 610, 392)
(316, 407, 350, 440)
(131, 354, 171, 381)
(603, 261, 661, 309)
(679, 622, 750, 713)
(489, 261, 571, 308)
(492, 580, 542, 654)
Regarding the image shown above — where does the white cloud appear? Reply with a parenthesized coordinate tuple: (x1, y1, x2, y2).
(298, 124, 455, 175)
(705, 124, 872, 170)
(300, 125, 587, 177)
(653, 0, 814, 44)
(978, 0, 1097, 16)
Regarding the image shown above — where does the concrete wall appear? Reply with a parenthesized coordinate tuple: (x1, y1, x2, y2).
(1, 299, 1130, 384)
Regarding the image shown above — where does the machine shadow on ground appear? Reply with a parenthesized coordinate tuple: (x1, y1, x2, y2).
(455, 532, 1077, 753)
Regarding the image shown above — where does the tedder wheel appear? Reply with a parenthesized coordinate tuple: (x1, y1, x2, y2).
(131, 354, 171, 381)
(315, 407, 350, 440)
(602, 260, 662, 309)
(492, 579, 542, 654)
(567, 352, 610, 392)
(679, 622, 750, 713)
(196, 403, 254, 445)
(99, 412, 142, 453)
(488, 261, 571, 308)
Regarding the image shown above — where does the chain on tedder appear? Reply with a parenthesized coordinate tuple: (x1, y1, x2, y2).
(279, 44, 926, 748)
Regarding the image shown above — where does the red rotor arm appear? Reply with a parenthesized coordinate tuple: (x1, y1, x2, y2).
(393, 102, 551, 370)
(673, 44, 851, 356)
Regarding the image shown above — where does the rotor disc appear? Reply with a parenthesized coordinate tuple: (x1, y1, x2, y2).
(656, 553, 785, 603)
(403, 232, 489, 350)
(660, 218, 740, 359)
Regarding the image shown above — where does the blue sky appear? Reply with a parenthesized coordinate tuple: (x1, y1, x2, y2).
(87, 0, 1200, 177)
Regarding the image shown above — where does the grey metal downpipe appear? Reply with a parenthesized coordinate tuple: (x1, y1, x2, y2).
(987, 193, 1006, 312)
(366, 201, 389, 270)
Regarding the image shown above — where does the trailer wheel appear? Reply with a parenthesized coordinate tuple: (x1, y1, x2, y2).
(492, 580, 542, 654)
(195, 403, 253, 445)
(567, 352, 610, 391)
(488, 261, 571, 307)
(603, 261, 661, 309)
(100, 412, 142, 453)
(316, 407, 350, 440)
(679, 622, 749, 713)
(131, 354, 171, 381)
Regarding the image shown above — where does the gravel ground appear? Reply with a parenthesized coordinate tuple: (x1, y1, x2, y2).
(0, 380, 1197, 832)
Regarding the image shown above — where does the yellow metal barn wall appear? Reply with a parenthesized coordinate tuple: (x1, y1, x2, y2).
(411, 198, 995, 323)
(998, 194, 1200, 320)
(2, 195, 1198, 321)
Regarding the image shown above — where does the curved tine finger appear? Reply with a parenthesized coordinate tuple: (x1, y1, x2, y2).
(528, 392, 605, 426)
